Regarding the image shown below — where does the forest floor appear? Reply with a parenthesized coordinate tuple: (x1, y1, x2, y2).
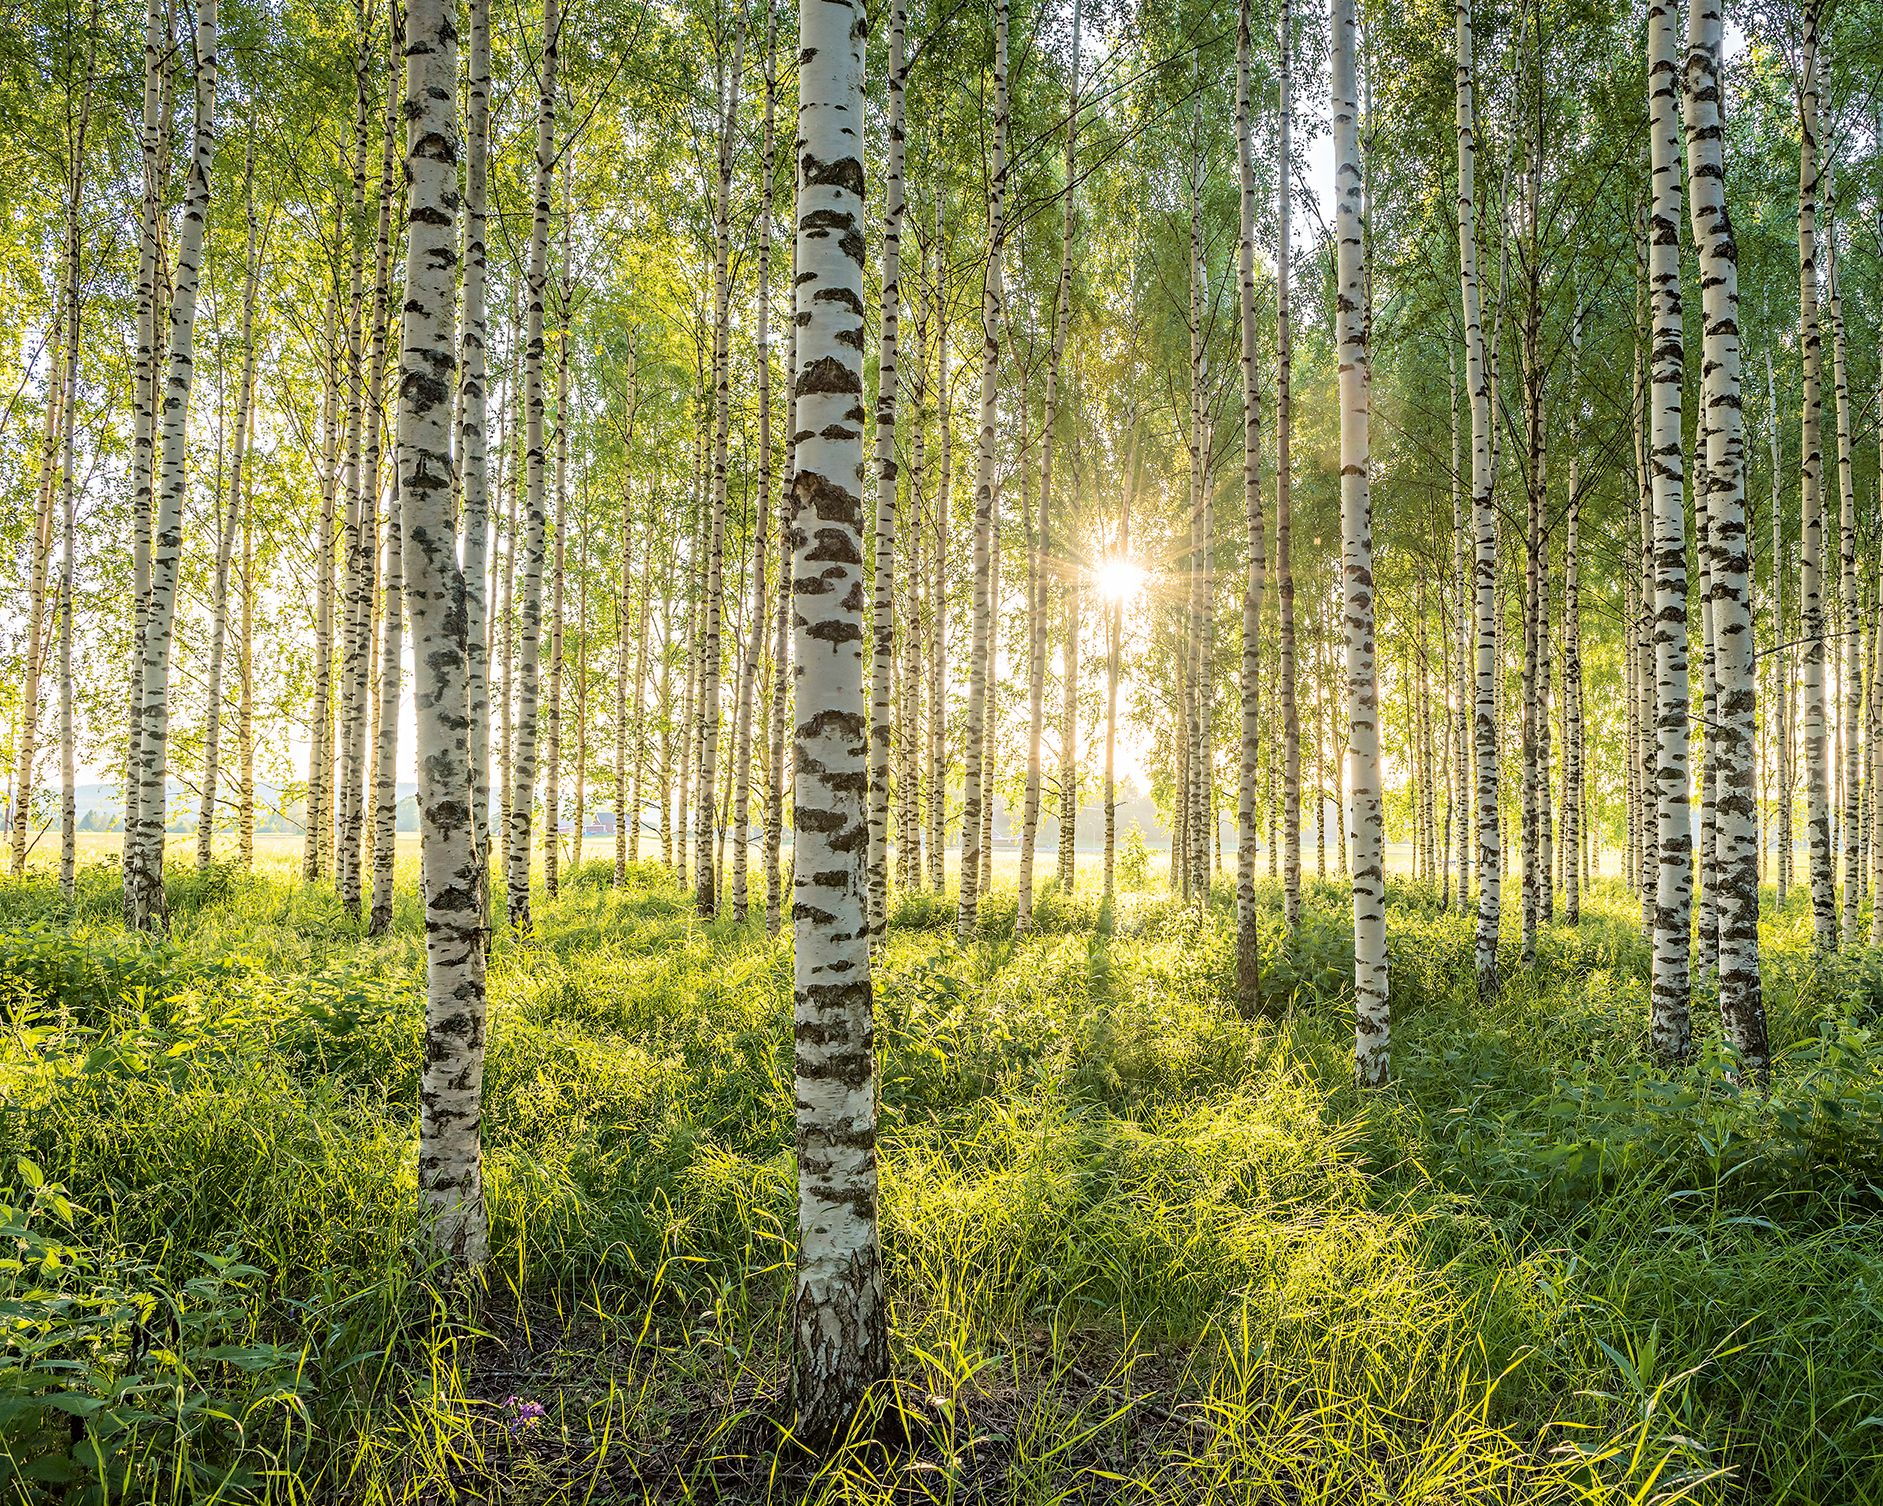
(1, 856, 1882, 1503)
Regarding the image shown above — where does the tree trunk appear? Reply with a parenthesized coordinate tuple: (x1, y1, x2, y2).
(867, 0, 909, 941)
(789, 0, 886, 1437)
(399, 0, 485, 1262)
(1018, 6, 1081, 935)
(462, 0, 493, 885)
(927, 199, 950, 893)
(1234, 0, 1266, 1009)
(1825, 214, 1861, 945)
(955, 0, 1010, 941)
(1334, 0, 1386, 1086)
(1562, 318, 1583, 927)
(695, 15, 747, 918)
(369, 484, 403, 935)
(508, 0, 558, 934)
(573, 507, 589, 871)
(11, 290, 65, 877)
(56, 27, 93, 898)
(126, 0, 218, 931)
(1795, 9, 1835, 951)
(1059, 577, 1079, 893)
(198, 133, 259, 871)
(767, 234, 799, 933)
(1646, 0, 1691, 1058)
(545, 278, 569, 902)
(1456, 0, 1498, 995)
(728, 18, 778, 923)
(125, 0, 168, 880)
(336, 6, 384, 914)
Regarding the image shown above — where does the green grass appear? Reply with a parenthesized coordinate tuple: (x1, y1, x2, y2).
(1, 855, 1881, 1501)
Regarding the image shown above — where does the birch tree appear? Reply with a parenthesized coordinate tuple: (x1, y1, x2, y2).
(1457, 0, 1499, 996)
(1685, 0, 1765, 1068)
(956, 0, 1010, 942)
(126, 0, 218, 931)
(1645, 0, 1691, 1058)
(1333, 0, 1386, 1086)
(507, 0, 558, 935)
(395, 0, 485, 1262)
(1018, 0, 1080, 936)
(867, 0, 908, 941)
(198, 132, 260, 870)
(1234, 0, 1266, 1015)
(789, 0, 886, 1435)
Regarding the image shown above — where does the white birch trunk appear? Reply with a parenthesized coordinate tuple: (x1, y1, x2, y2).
(1457, 0, 1498, 995)
(955, 0, 1009, 941)
(461, 0, 493, 881)
(1235, 0, 1266, 1009)
(789, 0, 886, 1435)
(126, 0, 218, 930)
(400, 0, 485, 1262)
(1646, 0, 1691, 1058)
(1825, 216, 1861, 945)
(1795, 12, 1835, 950)
(1334, 0, 1386, 1085)
(198, 132, 258, 871)
(369, 484, 403, 935)
(730, 16, 778, 923)
(124, 0, 167, 871)
(866, 0, 907, 941)
(507, 0, 557, 934)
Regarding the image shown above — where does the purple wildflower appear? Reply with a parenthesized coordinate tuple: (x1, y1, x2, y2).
(501, 1394, 547, 1435)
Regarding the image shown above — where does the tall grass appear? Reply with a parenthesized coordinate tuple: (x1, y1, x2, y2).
(0, 857, 1879, 1500)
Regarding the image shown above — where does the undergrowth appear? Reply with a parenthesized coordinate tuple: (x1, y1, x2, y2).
(0, 857, 1879, 1501)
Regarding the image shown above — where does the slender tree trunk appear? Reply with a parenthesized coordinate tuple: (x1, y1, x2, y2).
(927, 200, 950, 893)
(1695, 434, 1718, 976)
(335, 8, 382, 912)
(1334, 0, 1386, 1085)
(1795, 9, 1834, 950)
(1445, 354, 1465, 907)
(545, 278, 569, 901)
(956, 0, 1009, 941)
(1018, 7, 1082, 933)
(1457, 0, 1498, 994)
(12, 287, 65, 874)
(124, 0, 167, 880)
(767, 234, 799, 933)
(1646, 0, 1691, 1058)
(1060, 576, 1079, 892)
(497, 291, 522, 867)
(631, 519, 654, 871)
(866, 0, 909, 940)
(1273, 0, 1301, 930)
(695, 14, 747, 917)
(789, 0, 886, 1435)
(56, 29, 93, 898)
(1825, 215, 1861, 944)
(462, 0, 493, 887)
(508, 0, 558, 933)
(399, 0, 485, 1262)
(1234, 0, 1266, 1008)
(728, 21, 778, 922)
(126, 0, 217, 930)
(1562, 340, 1583, 928)
(1632, 230, 1656, 936)
(369, 483, 403, 934)
(197, 133, 259, 870)
(572, 509, 589, 870)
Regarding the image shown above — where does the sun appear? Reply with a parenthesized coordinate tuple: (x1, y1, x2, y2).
(1093, 556, 1148, 604)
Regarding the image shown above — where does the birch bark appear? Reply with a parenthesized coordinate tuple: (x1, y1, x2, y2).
(126, 0, 218, 931)
(789, 0, 886, 1435)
